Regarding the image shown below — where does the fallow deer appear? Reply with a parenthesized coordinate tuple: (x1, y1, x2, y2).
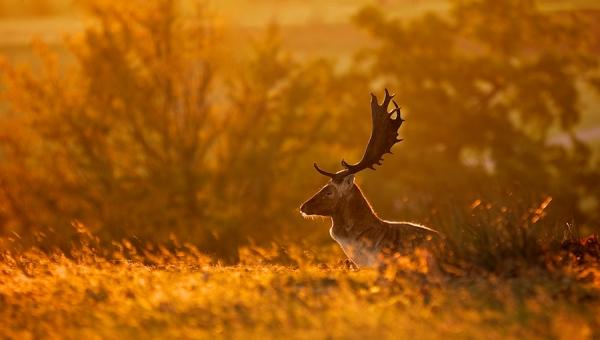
(300, 89, 439, 268)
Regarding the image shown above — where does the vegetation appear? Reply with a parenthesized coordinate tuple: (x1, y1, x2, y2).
(1, 0, 598, 259)
(1, 232, 599, 339)
(0, 0, 599, 338)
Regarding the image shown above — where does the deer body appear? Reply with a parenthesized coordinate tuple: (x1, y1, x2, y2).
(300, 89, 439, 268)
(301, 176, 437, 267)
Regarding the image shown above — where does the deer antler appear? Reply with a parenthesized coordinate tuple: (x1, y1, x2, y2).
(314, 89, 404, 182)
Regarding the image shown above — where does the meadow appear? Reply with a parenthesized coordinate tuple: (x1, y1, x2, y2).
(1, 234, 599, 339)
(1, 0, 600, 338)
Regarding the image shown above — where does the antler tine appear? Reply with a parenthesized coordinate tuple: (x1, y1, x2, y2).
(313, 163, 338, 179)
(370, 92, 378, 107)
(390, 100, 404, 121)
(382, 88, 395, 108)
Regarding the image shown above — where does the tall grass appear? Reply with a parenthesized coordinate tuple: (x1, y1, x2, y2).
(0, 218, 599, 339)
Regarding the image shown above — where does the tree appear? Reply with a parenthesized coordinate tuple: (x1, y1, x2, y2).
(346, 0, 599, 229)
(0, 2, 343, 258)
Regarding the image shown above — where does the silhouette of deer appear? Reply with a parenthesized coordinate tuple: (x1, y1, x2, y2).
(300, 89, 439, 268)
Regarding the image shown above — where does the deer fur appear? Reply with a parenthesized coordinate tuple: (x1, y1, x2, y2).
(300, 174, 438, 268)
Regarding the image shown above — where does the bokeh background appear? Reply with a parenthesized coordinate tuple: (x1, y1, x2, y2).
(0, 0, 599, 261)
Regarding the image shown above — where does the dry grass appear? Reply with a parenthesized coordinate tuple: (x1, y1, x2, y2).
(1, 238, 599, 339)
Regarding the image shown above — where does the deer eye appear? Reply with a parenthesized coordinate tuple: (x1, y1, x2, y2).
(326, 191, 333, 197)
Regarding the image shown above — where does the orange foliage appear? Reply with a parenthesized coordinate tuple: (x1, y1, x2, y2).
(0, 0, 598, 262)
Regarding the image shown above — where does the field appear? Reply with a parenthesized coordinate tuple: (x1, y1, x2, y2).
(1, 241, 599, 339)
(1, 0, 600, 338)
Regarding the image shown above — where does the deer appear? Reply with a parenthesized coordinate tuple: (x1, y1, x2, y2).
(299, 89, 440, 268)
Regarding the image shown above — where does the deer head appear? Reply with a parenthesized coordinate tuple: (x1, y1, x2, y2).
(300, 89, 404, 217)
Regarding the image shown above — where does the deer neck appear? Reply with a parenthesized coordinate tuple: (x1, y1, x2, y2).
(331, 184, 380, 236)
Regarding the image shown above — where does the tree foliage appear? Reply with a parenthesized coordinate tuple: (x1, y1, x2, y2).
(0, 0, 598, 259)
(350, 0, 599, 226)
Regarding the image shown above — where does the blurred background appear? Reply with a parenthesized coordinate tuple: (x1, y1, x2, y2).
(0, 0, 599, 261)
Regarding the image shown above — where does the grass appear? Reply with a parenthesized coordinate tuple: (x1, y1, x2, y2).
(1, 236, 599, 339)
(1, 198, 598, 339)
